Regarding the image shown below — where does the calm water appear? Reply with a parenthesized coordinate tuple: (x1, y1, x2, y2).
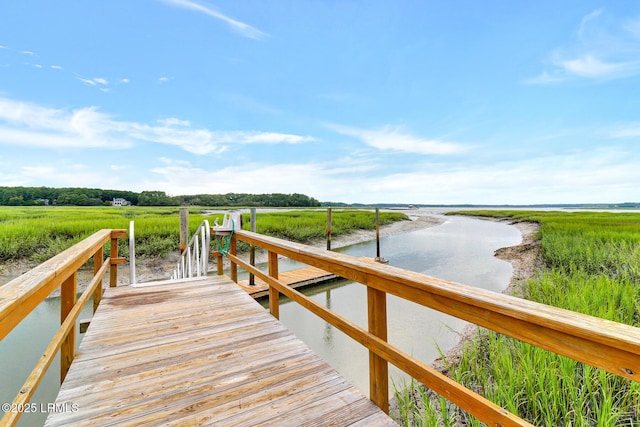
(1, 214, 521, 424)
(267, 214, 521, 395)
(0, 297, 94, 426)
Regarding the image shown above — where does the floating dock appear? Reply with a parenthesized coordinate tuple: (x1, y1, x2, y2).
(45, 276, 395, 426)
(237, 265, 340, 298)
(236, 257, 382, 298)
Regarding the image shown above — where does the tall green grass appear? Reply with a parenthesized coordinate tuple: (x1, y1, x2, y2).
(395, 210, 640, 426)
(0, 206, 207, 262)
(0, 207, 407, 263)
(253, 210, 406, 242)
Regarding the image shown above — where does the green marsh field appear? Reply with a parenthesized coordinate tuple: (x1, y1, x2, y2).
(0, 206, 407, 264)
(395, 210, 640, 426)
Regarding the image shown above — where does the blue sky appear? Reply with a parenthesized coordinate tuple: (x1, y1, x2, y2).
(1, 1, 640, 204)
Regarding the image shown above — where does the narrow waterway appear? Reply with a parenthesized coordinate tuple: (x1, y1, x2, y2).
(265, 214, 521, 396)
(0, 214, 521, 424)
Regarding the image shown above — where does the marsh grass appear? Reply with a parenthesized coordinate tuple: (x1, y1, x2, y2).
(394, 210, 640, 426)
(0, 206, 407, 263)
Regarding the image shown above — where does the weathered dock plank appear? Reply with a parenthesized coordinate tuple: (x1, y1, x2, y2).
(45, 276, 395, 426)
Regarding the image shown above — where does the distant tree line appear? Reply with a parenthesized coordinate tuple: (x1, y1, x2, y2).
(0, 187, 321, 207)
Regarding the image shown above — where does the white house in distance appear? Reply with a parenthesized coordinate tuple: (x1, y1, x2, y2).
(112, 198, 129, 206)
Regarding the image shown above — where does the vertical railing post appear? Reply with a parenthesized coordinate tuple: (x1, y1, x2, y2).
(249, 208, 257, 286)
(129, 221, 136, 285)
(326, 207, 332, 250)
(268, 251, 279, 319)
(109, 236, 118, 287)
(230, 234, 238, 283)
(215, 252, 223, 275)
(375, 208, 381, 259)
(93, 246, 104, 313)
(179, 207, 189, 255)
(367, 286, 389, 413)
(60, 272, 77, 384)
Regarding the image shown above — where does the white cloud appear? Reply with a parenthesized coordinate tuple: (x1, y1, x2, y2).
(558, 54, 640, 79)
(119, 78, 130, 84)
(0, 100, 130, 148)
(127, 122, 314, 155)
(77, 76, 110, 89)
(20, 50, 35, 56)
(158, 77, 170, 84)
(524, 71, 564, 85)
(50, 65, 64, 70)
(160, 0, 267, 40)
(0, 97, 315, 155)
(527, 10, 640, 84)
(329, 124, 468, 155)
(147, 161, 339, 196)
(578, 9, 604, 41)
(339, 148, 640, 204)
(158, 117, 191, 127)
(16, 163, 124, 190)
(137, 146, 640, 204)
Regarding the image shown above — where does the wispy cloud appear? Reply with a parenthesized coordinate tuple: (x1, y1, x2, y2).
(0, 97, 314, 155)
(147, 158, 363, 198)
(328, 124, 468, 155)
(527, 10, 640, 84)
(610, 123, 640, 138)
(76, 76, 110, 92)
(160, 0, 267, 40)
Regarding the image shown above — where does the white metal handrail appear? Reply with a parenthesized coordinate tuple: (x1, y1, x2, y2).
(171, 220, 211, 280)
(129, 221, 136, 284)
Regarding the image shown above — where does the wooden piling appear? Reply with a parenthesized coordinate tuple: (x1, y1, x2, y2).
(179, 207, 188, 255)
(326, 207, 332, 250)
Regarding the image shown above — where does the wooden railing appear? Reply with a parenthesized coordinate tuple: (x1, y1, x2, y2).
(0, 229, 126, 427)
(223, 229, 640, 427)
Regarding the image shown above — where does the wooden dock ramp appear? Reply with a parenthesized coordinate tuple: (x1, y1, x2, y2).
(45, 276, 395, 426)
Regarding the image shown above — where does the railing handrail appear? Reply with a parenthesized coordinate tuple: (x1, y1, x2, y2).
(0, 229, 126, 340)
(171, 220, 210, 280)
(229, 229, 640, 426)
(0, 228, 126, 427)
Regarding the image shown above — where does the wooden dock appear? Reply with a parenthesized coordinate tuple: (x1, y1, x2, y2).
(237, 266, 339, 298)
(45, 276, 395, 426)
(236, 258, 382, 298)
